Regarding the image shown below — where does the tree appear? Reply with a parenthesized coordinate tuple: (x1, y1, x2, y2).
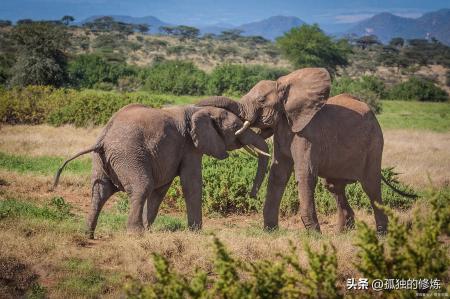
(219, 29, 243, 40)
(355, 35, 381, 49)
(9, 22, 70, 87)
(389, 37, 404, 48)
(137, 23, 150, 34)
(276, 24, 350, 73)
(0, 20, 12, 27)
(61, 15, 75, 26)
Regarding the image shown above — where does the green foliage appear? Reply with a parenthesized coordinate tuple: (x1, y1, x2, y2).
(48, 90, 170, 126)
(276, 24, 351, 74)
(125, 236, 341, 298)
(331, 75, 385, 113)
(68, 54, 136, 88)
(0, 151, 90, 175)
(387, 77, 448, 102)
(354, 191, 449, 298)
(0, 197, 74, 221)
(9, 22, 70, 87)
(0, 86, 171, 126)
(142, 60, 208, 95)
(152, 215, 186, 232)
(207, 64, 289, 96)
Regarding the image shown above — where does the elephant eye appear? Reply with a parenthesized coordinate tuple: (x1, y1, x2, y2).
(257, 96, 265, 102)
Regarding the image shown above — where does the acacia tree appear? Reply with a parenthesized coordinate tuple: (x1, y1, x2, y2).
(10, 22, 70, 87)
(276, 24, 350, 74)
(61, 15, 75, 26)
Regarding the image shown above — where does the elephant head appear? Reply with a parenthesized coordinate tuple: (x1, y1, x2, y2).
(196, 68, 331, 134)
(189, 106, 270, 197)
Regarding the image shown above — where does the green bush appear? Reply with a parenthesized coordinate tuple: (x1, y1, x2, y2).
(142, 60, 208, 95)
(331, 75, 385, 113)
(207, 64, 289, 96)
(68, 54, 136, 88)
(354, 190, 449, 297)
(125, 236, 341, 299)
(163, 150, 416, 216)
(387, 77, 448, 102)
(47, 90, 170, 126)
(0, 86, 172, 126)
(125, 192, 448, 298)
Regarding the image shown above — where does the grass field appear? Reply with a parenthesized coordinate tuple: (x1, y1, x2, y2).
(0, 100, 449, 298)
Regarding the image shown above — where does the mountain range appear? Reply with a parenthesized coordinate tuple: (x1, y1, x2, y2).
(346, 8, 450, 44)
(81, 8, 450, 44)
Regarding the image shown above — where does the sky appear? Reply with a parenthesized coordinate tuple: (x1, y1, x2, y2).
(1, 0, 449, 27)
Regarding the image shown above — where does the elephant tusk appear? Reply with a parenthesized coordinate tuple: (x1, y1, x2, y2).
(235, 120, 251, 136)
(243, 145, 258, 157)
(249, 145, 271, 157)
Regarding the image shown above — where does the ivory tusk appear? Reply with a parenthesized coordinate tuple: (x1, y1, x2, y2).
(249, 145, 271, 157)
(243, 145, 258, 157)
(235, 120, 251, 136)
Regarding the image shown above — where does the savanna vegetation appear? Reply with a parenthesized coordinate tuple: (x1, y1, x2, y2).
(0, 15, 449, 298)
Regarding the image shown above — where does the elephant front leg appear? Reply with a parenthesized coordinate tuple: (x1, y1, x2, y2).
(143, 181, 173, 229)
(263, 154, 293, 230)
(291, 136, 321, 232)
(180, 155, 203, 230)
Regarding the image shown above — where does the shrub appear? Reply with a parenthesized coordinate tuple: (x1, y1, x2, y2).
(0, 86, 172, 126)
(125, 236, 341, 299)
(142, 60, 208, 95)
(387, 77, 448, 102)
(207, 64, 289, 96)
(354, 191, 449, 297)
(68, 54, 136, 88)
(47, 90, 170, 126)
(164, 149, 416, 216)
(331, 75, 385, 113)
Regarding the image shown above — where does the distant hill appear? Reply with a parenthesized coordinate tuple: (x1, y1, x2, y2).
(347, 9, 450, 45)
(237, 16, 305, 40)
(81, 15, 172, 34)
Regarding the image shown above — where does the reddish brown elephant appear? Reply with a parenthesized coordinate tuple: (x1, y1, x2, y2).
(197, 68, 413, 233)
(53, 102, 269, 238)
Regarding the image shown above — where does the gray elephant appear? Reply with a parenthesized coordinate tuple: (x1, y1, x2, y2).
(197, 68, 415, 233)
(53, 100, 270, 238)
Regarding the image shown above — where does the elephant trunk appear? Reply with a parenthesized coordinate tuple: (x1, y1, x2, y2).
(237, 130, 270, 198)
(196, 96, 258, 135)
(196, 96, 246, 120)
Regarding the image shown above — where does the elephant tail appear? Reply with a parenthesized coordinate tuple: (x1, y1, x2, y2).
(51, 144, 101, 190)
(381, 174, 418, 198)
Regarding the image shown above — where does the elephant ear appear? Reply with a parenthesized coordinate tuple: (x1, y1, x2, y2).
(190, 109, 228, 160)
(278, 68, 331, 133)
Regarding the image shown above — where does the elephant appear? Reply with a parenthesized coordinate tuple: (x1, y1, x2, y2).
(52, 100, 270, 238)
(197, 68, 415, 233)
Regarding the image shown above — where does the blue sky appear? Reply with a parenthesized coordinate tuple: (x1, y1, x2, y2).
(1, 0, 449, 26)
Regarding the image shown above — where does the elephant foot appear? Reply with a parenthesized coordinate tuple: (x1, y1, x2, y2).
(263, 219, 279, 231)
(127, 223, 145, 236)
(187, 223, 202, 231)
(300, 216, 321, 233)
(376, 225, 388, 235)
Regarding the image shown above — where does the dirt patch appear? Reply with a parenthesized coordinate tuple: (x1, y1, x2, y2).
(0, 256, 39, 298)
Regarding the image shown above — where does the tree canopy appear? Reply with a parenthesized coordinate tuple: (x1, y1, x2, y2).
(276, 24, 350, 73)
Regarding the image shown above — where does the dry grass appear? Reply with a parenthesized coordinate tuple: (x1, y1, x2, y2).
(383, 129, 450, 188)
(0, 125, 101, 157)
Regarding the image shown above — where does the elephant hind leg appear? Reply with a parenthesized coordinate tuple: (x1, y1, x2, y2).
(87, 178, 117, 239)
(324, 179, 355, 232)
(361, 171, 388, 233)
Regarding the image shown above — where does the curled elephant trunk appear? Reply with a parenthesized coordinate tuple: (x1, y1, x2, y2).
(196, 96, 245, 120)
(237, 129, 270, 198)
